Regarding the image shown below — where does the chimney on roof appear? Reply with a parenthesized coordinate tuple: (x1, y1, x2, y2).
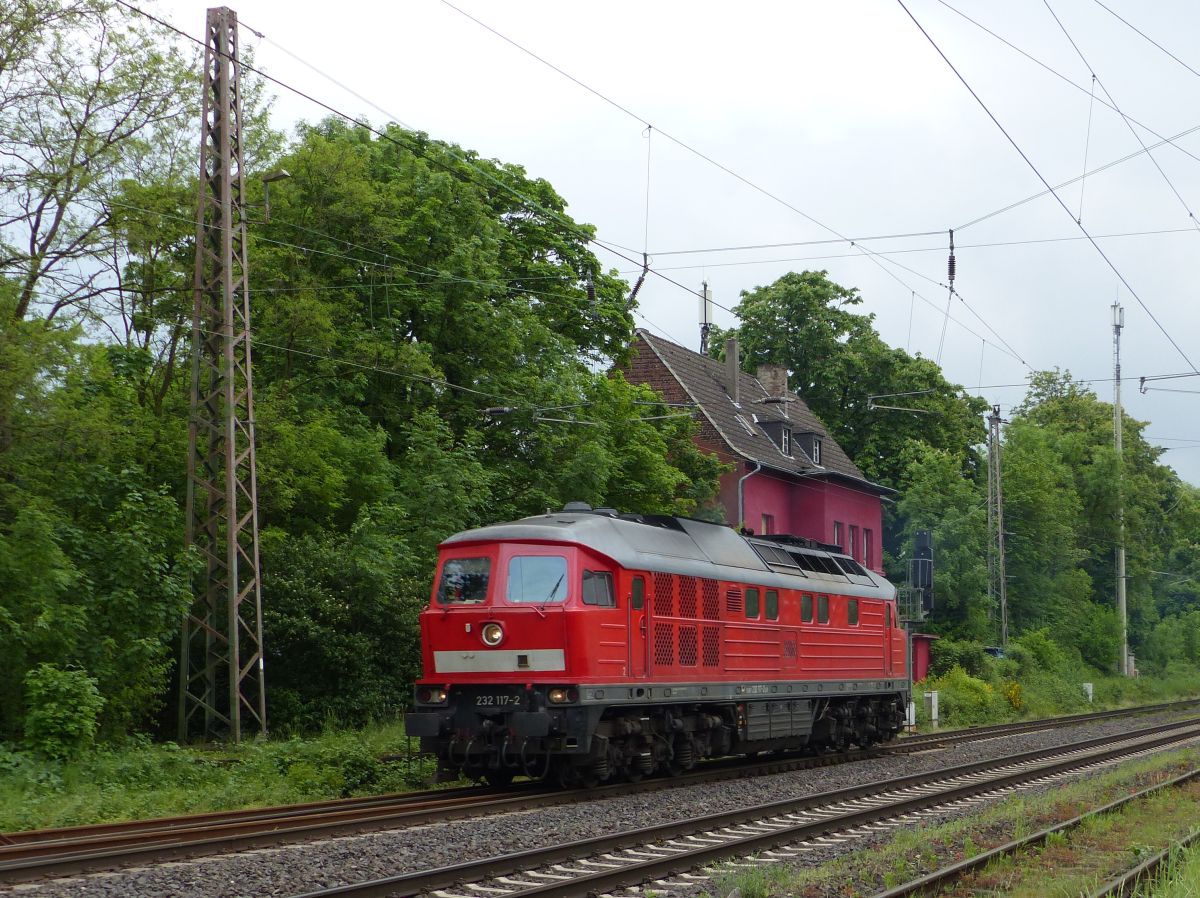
(725, 337, 741, 405)
(757, 364, 788, 398)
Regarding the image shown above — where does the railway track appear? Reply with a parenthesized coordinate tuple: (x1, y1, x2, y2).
(289, 717, 1200, 898)
(869, 766, 1200, 897)
(0, 699, 1195, 885)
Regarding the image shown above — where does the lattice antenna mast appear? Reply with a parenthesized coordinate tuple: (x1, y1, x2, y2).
(179, 5, 266, 743)
(986, 405, 1009, 648)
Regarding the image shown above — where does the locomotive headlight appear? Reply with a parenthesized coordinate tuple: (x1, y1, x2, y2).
(417, 687, 448, 704)
(480, 622, 504, 647)
(548, 688, 568, 704)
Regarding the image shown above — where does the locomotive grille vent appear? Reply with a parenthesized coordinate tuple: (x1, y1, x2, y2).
(679, 625, 698, 666)
(702, 625, 720, 667)
(652, 572, 673, 617)
(701, 578, 720, 620)
(725, 587, 744, 615)
(679, 576, 698, 619)
(653, 623, 674, 667)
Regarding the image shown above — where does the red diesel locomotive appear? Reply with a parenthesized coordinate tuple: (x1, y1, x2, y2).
(405, 504, 909, 786)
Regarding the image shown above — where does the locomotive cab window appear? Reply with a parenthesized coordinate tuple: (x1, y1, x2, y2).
(847, 598, 859, 626)
(582, 570, 616, 607)
(437, 557, 491, 604)
(818, 594, 829, 624)
(765, 590, 779, 621)
(746, 587, 760, 619)
(506, 555, 568, 603)
(631, 576, 645, 610)
(802, 593, 813, 622)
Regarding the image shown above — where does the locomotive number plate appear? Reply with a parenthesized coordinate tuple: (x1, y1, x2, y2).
(474, 694, 523, 708)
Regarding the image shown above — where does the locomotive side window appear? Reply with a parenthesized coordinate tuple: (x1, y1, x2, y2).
(746, 587, 760, 619)
(506, 555, 568, 603)
(818, 594, 829, 624)
(802, 593, 813, 622)
(765, 589, 779, 621)
(582, 570, 616, 607)
(847, 598, 859, 626)
(437, 557, 491, 604)
(632, 576, 644, 610)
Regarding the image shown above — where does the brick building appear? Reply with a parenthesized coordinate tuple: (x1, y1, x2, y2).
(624, 329, 890, 573)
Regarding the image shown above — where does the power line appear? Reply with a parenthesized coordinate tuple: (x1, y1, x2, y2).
(897, 0, 1200, 376)
(1091, 0, 1200, 82)
(1042, 0, 1200, 235)
(111, 0, 719, 322)
(651, 230, 945, 256)
(935, 0, 1200, 168)
(435, 0, 1030, 372)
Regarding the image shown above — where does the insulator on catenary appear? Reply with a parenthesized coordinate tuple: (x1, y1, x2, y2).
(948, 253, 956, 284)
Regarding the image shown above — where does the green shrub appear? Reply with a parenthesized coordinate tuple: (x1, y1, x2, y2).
(22, 664, 105, 760)
(928, 639, 989, 678)
(923, 665, 1010, 726)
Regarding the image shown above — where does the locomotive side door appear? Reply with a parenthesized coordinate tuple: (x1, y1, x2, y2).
(628, 574, 647, 678)
(883, 601, 894, 675)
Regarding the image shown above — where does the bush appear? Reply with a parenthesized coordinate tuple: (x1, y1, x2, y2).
(928, 639, 990, 678)
(23, 664, 105, 760)
(922, 665, 1010, 726)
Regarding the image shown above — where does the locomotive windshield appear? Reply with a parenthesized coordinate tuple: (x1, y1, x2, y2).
(437, 557, 491, 603)
(506, 555, 568, 603)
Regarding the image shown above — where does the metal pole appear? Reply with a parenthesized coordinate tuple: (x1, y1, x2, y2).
(1113, 302, 1127, 675)
(988, 406, 1008, 648)
(180, 6, 266, 742)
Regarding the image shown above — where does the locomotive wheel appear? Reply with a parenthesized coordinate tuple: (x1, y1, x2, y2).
(484, 769, 515, 787)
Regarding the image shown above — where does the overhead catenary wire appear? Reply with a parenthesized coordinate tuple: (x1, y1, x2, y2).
(897, 0, 1200, 377)
(111, 0, 724, 324)
(1042, 0, 1200, 235)
(435, 0, 1030, 371)
(935, 0, 1200, 168)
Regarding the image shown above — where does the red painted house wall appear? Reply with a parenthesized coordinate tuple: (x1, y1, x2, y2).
(739, 465, 884, 573)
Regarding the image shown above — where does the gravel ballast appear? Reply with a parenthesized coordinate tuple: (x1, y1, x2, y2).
(6, 711, 1197, 898)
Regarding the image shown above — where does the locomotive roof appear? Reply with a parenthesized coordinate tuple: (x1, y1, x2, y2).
(441, 511, 895, 600)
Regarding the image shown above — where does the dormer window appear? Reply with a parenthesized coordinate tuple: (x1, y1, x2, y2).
(758, 419, 792, 456)
(794, 431, 823, 465)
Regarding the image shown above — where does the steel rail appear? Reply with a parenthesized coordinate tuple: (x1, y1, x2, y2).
(1086, 827, 1200, 898)
(287, 718, 1200, 898)
(870, 767, 1200, 897)
(1, 699, 1195, 883)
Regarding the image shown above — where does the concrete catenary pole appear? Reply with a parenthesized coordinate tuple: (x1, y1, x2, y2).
(1113, 302, 1128, 676)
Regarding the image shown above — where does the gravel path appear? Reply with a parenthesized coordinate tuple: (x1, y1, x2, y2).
(7, 711, 1195, 898)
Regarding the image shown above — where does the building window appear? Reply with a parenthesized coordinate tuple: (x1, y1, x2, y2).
(761, 513, 774, 535)
(781, 428, 791, 456)
(833, 521, 843, 551)
(849, 525, 860, 561)
(864, 529, 873, 569)
(812, 438, 822, 465)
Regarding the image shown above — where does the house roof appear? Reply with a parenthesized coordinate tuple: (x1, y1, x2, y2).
(632, 329, 890, 495)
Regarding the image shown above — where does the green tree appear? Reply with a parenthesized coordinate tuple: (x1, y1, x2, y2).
(895, 444, 989, 640)
(708, 270, 987, 489)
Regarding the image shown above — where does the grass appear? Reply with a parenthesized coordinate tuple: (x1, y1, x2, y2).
(1146, 842, 1200, 898)
(707, 748, 1200, 898)
(0, 721, 437, 832)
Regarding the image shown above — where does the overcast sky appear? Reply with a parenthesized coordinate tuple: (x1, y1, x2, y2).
(160, 0, 1200, 484)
